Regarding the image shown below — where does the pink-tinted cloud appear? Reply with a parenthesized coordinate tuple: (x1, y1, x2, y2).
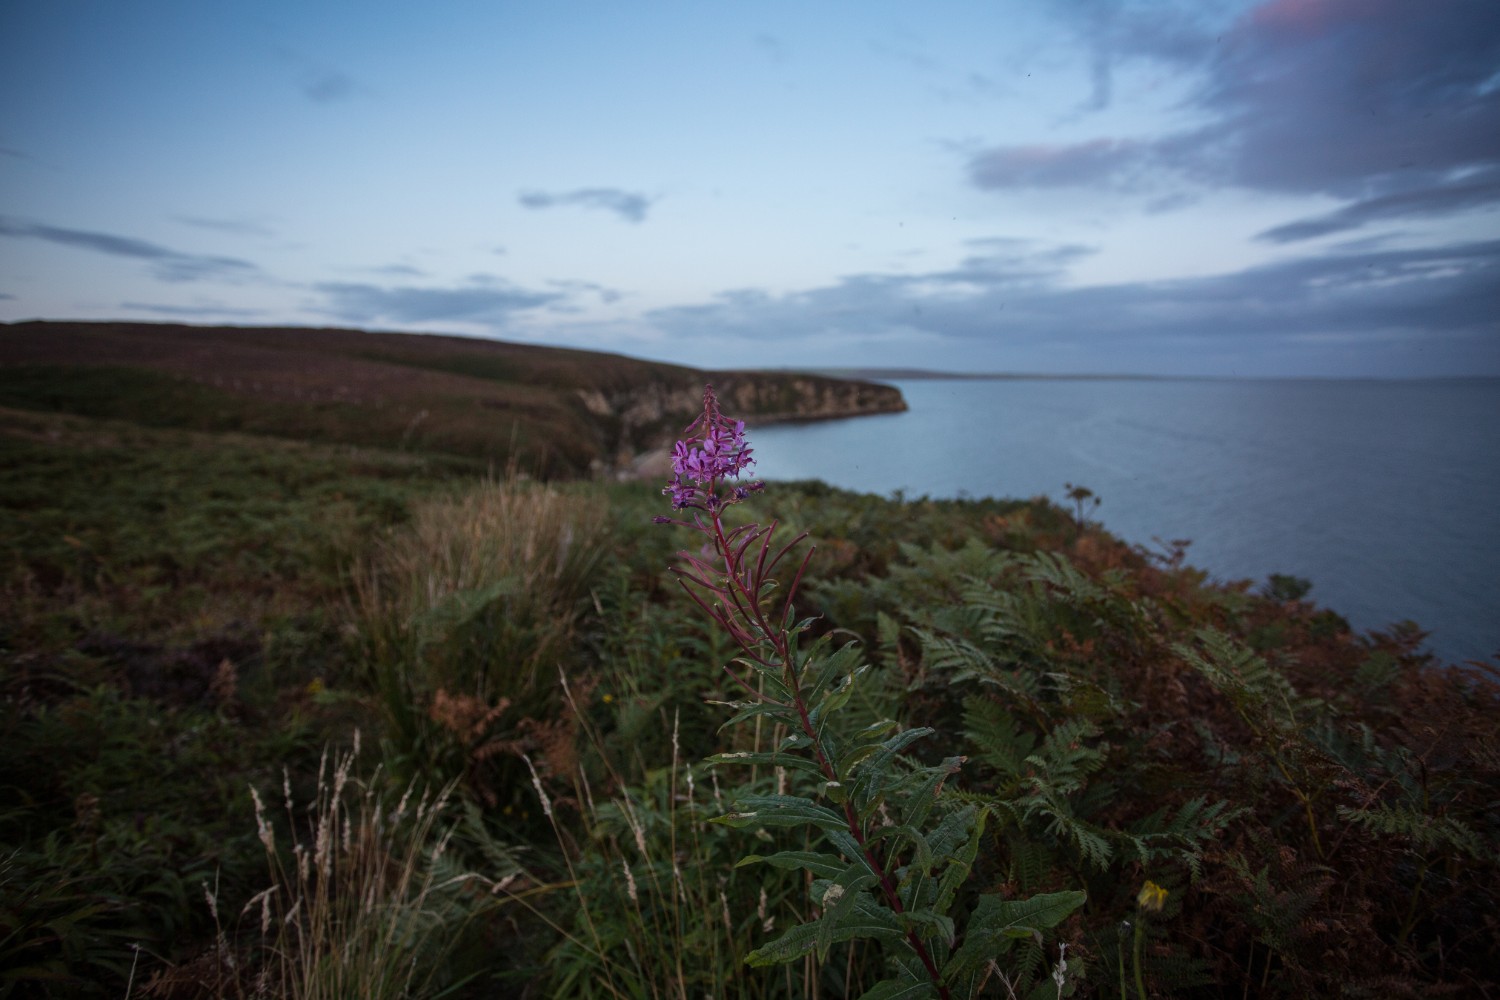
(971, 0, 1500, 232)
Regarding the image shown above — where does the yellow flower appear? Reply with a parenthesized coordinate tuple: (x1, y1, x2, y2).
(305, 678, 324, 696)
(1137, 880, 1168, 913)
(602, 693, 615, 704)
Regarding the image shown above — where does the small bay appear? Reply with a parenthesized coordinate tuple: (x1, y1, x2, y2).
(748, 377, 1500, 667)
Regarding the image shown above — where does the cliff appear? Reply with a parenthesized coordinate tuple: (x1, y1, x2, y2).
(0, 321, 905, 476)
(575, 371, 905, 470)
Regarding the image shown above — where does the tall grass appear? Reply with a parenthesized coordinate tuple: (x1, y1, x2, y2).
(351, 475, 605, 698)
(232, 736, 495, 1000)
(516, 675, 817, 1000)
(348, 476, 607, 800)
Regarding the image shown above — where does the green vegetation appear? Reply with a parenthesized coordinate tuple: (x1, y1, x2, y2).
(2, 360, 1496, 998)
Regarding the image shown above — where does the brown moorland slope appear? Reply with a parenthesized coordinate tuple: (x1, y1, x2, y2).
(0, 321, 906, 475)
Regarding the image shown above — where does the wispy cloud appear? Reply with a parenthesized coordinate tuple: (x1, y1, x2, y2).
(173, 215, 277, 238)
(301, 70, 360, 103)
(0, 216, 260, 283)
(363, 263, 427, 277)
(753, 32, 790, 65)
(1258, 167, 1500, 242)
(313, 277, 562, 325)
(272, 43, 368, 104)
(517, 187, 655, 223)
(120, 301, 269, 319)
(544, 279, 624, 309)
(1062, 0, 1222, 113)
(969, 138, 1155, 190)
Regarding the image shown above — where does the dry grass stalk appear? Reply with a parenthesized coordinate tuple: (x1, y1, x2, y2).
(239, 737, 488, 1000)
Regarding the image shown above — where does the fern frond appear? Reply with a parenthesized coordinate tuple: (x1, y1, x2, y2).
(962, 696, 1035, 781)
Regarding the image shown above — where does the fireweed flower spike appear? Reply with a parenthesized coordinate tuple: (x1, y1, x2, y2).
(653, 386, 802, 690)
(655, 384, 761, 517)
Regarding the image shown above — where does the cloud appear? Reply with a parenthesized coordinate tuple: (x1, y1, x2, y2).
(546, 279, 624, 305)
(517, 188, 655, 223)
(647, 238, 1499, 373)
(753, 32, 790, 65)
(972, 0, 1500, 228)
(1257, 167, 1500, 242)
(313, 277, 562, 325)
(273, 44, 367, 104)
(173, 215, 276, 238)
(301, 70, 359, 103)
(0, 216, 259, 282)
(969, 139, 1154, 189)
(364, 263, 427, 277)
(1063, 0, 1228, 112)
(120, 301, 269, 319)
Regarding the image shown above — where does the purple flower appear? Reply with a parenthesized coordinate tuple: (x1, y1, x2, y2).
(660, 385, 760, 512)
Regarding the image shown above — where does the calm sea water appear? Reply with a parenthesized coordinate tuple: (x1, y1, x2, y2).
(748, 378, 1500, 667)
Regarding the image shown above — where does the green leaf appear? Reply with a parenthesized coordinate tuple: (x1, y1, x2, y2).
(850, 727, 935, 809)
(857, 976, 938, 1000)
(876, 610, 902, 653)
(934, 807, 986, 913)
(746, 893, 904, 967)
(817, 665, 868, 715)
(896, 907, 955, 946)
(716, 794, 849, 835)
(716, 700, 789, 733)
(817, 866, 883, 959)
(737, 850, 860, 880)
(704, 750, 826, 778)
(803, 644, 868, 703)
(892, 755, 965, 831)
(945, 890, 1086, 982)
(869, 822, 934, 879)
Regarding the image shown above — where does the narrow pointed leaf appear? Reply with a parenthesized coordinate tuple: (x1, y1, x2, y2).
(736, 851, 854, 880)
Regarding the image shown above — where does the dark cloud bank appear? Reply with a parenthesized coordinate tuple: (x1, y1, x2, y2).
(972, 0, 1500, 239)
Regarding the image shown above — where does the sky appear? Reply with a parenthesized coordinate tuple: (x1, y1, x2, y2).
(2, 0, 1498, 376)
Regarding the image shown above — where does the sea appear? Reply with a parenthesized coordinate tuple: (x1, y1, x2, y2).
(747, 377, 1500, 667)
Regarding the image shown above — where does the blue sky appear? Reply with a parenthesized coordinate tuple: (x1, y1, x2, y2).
(2, 0, 1497, 376)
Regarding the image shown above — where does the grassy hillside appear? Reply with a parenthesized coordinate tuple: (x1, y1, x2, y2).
(2, 359, 1496, 998)
(0, 321, 906, 476)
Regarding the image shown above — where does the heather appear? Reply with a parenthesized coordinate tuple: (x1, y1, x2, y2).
(3, 394, 1498, 998)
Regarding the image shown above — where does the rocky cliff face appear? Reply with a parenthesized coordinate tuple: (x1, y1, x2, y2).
(575, 371, 907, 472)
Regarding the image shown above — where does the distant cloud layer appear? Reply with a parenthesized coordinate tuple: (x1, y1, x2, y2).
(0, 216, 259, 283)
(648, 238, 1500, 374)
(314, 278, 561, 325)
(974, 0, 1500, 240)
(517, 187, 655, 223)
(120, 301, 268, 319)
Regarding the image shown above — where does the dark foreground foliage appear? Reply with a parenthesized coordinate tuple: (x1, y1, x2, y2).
(2, 403, 1496, 998)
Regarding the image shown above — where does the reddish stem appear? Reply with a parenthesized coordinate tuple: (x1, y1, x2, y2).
(696, 502, 950, 999)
